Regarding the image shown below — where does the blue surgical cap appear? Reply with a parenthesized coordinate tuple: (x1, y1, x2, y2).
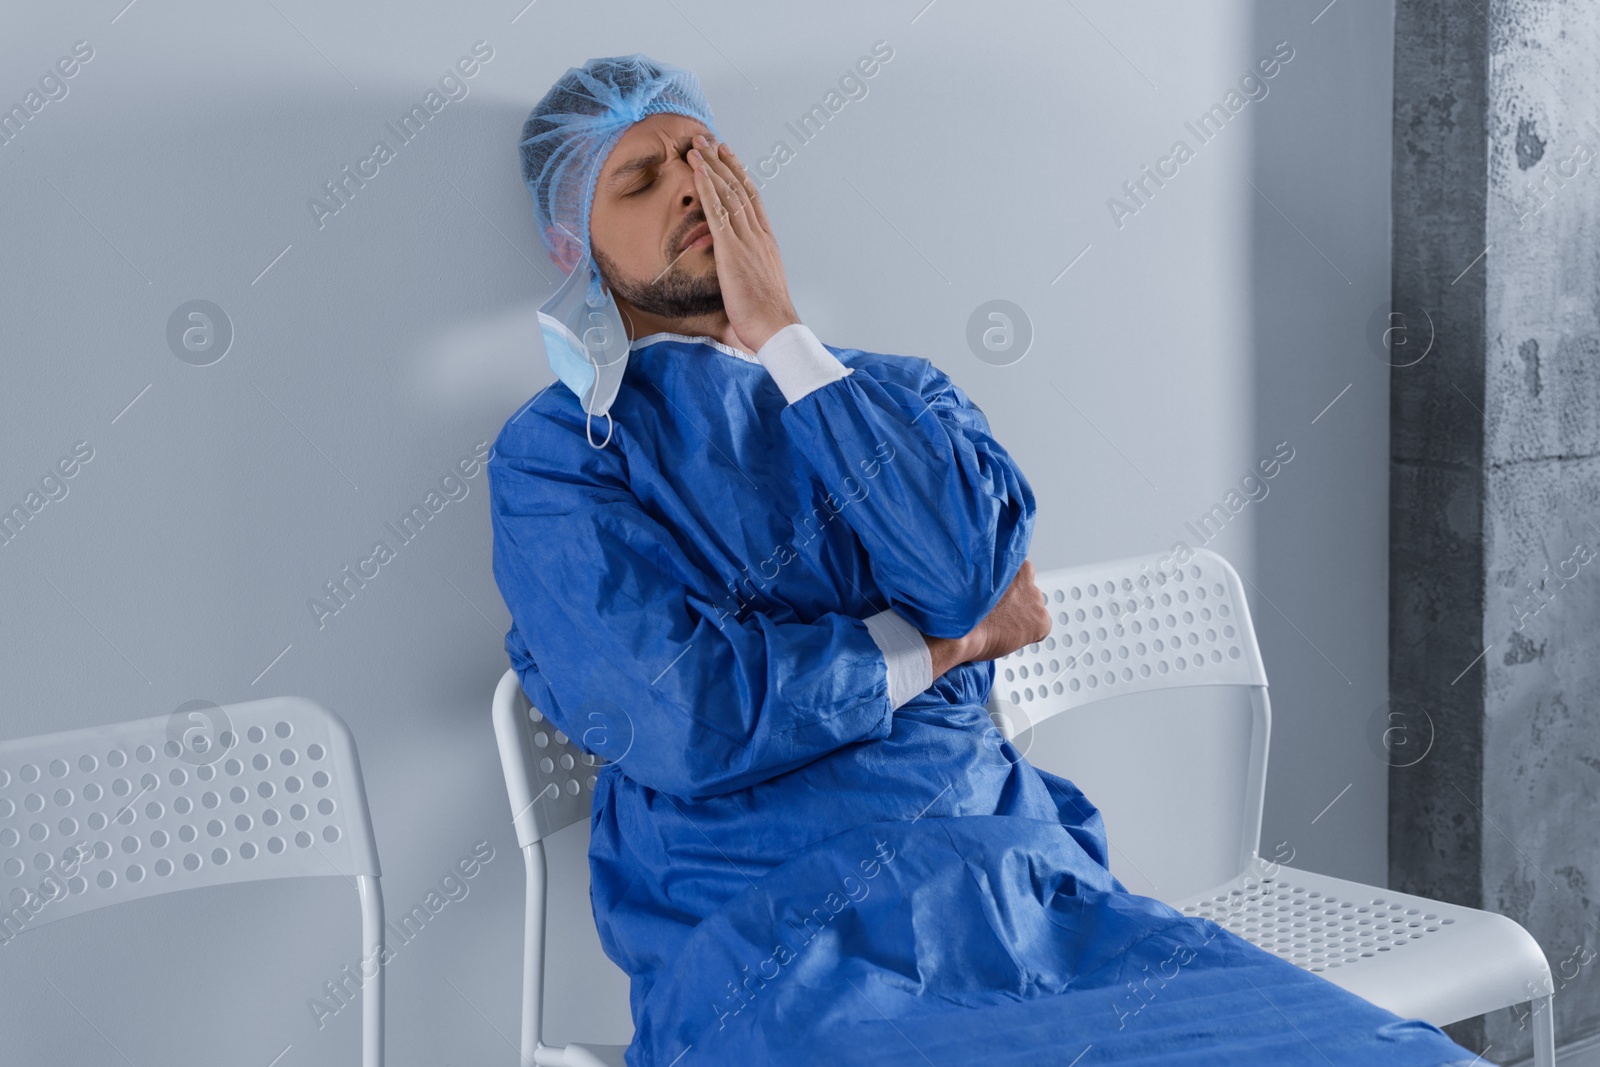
(519, 54, 720, 274)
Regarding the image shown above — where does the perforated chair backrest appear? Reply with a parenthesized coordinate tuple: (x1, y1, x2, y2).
(492, 670, 606, 848)
(989, 548, 1272, 893)
(0, 696, 381, 941)
(992, 548, 1267, 715)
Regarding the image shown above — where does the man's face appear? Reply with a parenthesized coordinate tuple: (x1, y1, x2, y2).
(584, 113, 722, 321)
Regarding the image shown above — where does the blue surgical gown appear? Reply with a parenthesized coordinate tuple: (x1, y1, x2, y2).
(488, 328, 1493, 1067)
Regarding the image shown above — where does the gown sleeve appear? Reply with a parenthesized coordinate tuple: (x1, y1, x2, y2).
(757, 323, 1037, 641)
(488, 401, 919, 801)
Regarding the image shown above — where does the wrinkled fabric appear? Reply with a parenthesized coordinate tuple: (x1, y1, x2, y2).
(487, 334, 1495, 1067)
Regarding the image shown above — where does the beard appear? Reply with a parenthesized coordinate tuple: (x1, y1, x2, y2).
(593, 236, 724, 320)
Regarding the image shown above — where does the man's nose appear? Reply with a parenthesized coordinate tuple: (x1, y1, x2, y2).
(672, 161, 700, 204)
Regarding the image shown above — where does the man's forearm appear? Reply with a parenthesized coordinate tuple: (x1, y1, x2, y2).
(920, 560, 1049, 683)
(923, 633, 972, 682)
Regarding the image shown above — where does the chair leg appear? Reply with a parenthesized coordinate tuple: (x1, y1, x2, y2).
(1529, 994, 1556, 1067)
(359, 875, 386, 1067)
(523, 843, 549, 1067)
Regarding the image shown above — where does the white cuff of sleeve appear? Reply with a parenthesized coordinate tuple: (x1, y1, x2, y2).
(755, 322, 852, 404)
(863, 608, 934, 710)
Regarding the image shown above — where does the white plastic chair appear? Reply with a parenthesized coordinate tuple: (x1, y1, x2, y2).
(987, 547, 1555, 1067)
(0, 696, 385, 1067)
(491, 668, 623, 1067)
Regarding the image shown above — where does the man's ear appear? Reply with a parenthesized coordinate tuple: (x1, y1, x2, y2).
(546, 224, 582, 275)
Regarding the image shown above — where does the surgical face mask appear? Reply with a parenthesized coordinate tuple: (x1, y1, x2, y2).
(537, 248, 630, 449)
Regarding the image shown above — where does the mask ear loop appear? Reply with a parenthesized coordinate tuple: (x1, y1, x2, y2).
(555, 222, 618, 451)
(585, 409, 615, 449)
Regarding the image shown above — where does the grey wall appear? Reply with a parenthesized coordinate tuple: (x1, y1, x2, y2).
(1482, 0, 1600, 1051)
(1245, 0, 1399, 891)
(0, 0, 1401, 1062)
(1390, 0, 1600, 1059)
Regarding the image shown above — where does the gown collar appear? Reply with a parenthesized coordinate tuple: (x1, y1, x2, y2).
(628, 331, 761, 364)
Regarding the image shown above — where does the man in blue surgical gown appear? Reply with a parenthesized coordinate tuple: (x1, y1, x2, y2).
(489, 55, 1494, 1067)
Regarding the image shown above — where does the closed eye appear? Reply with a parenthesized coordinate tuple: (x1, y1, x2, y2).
(625, 146, 692, 197)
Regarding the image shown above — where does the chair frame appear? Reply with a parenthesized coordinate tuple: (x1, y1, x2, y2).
(0, 695, 384, 1067)
(492, 668, 619, 1067)
(987, 547, 1554, 1067)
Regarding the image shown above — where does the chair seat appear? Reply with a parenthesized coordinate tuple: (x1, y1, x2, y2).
(1170, 860, 1550, 1026)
